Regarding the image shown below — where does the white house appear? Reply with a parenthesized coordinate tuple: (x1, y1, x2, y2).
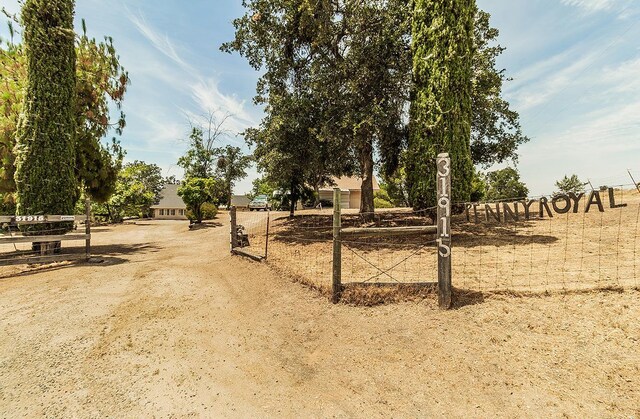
(150, 184, 188, 220)
(319, 176, 381, 209)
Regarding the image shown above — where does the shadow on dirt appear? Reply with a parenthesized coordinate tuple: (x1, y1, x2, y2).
(269, 213, 558, 250)
(0, 243, 163, 281)
(452, 288, 486, 309)
(81, 243, 162, 257)
(188, 221, 223, 230)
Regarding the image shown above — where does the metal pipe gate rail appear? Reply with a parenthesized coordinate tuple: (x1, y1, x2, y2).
(332, 154, 453, 309)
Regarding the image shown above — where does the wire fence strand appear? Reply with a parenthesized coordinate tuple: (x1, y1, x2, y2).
(232, 188, 640, 295)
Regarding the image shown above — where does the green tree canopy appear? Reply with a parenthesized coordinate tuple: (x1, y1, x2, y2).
(223, 0, 408, 215)
(15, 0, 77, 223)
(484, 167, 529, 202)
(407, 0, 476, 210)
(94, 161, 163, 223)
(470, 10, 529, 168)
(215, 144, 251, 207)
(177, 177, 221, 223)
(555, 174, 585, 195)
(0, 15, 130, 211)
(225, 2, 527, 214)
(177, 112, 231, 179)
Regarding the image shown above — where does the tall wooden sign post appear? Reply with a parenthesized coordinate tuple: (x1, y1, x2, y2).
(332, 188, 342, 303)
(436, 153, 452, 309)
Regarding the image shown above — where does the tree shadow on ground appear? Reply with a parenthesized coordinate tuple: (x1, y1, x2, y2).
(452, 288, 486, 308)
(339, 282, 438, 306)
(189, 221, 223, 230)
(453, 220, 559, 248)
(0, 243, 163, 281)
(270, 213, 558, 250)
(74, 243, 162, 257)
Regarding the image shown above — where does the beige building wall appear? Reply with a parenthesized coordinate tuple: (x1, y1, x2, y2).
(319, 190, 351, 209)
(154, 208, 188, 220)
(349, 191, 361, 210)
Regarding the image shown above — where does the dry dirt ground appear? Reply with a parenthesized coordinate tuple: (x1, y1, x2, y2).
(1, 217, 639, 417)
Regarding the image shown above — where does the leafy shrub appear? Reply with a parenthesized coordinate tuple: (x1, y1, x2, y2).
(201, 202, 218, 220)
(374, 189, 394, 208)
(374, 197, 394, 208)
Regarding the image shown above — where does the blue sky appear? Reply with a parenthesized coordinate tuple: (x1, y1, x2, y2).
(1, 0, 639, 195)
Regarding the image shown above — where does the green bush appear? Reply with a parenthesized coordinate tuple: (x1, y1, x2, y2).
(374, 190, 394, 208)
(374, 197, 394, 209)
(201, 202, 218, 220)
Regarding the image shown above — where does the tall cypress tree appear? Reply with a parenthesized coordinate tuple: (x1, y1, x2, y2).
(407, 0, 475, 210)
(14, 0, 77, 221)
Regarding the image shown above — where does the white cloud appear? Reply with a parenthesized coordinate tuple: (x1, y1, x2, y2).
(124, 9, 259, 150)
(189, 77, 257, 134)
(600, 57, 640, 93)
(509, 52, 599, 111)
(552, 100, 640, 152)
(127, 11, 195, 74)
(561, 0, 639, 18)
(561, 0, 617, 12)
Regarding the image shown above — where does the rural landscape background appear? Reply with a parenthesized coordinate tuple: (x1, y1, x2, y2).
(1, 0, 639, 417)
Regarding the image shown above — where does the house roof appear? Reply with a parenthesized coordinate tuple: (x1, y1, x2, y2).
(231, 195, 251, 206)
(319, 176, 380, 192)
(150, 184, 187, 209)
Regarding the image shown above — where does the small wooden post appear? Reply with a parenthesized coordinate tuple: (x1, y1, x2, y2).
(436, 153, 452, 309)
(264, 209, 270, 259)
(332, 187, 342, 303)
(230, 206, 238, 250)
(628, 169, 640, 194)
(85, 198, 91, 261)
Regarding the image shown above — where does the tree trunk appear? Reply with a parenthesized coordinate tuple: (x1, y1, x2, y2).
(359, 138, 375, 218)
(106, 203, 113, 223)
(289, 181, 297, 218)
(314, 183, 320, 207)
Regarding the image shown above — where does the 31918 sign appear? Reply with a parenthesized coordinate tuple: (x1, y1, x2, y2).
(436, 153, 452, 309)
(13, 215, 46, 222)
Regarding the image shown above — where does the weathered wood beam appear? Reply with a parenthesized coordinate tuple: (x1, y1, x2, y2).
(341, 225, 437, 237)
(0, 234, 90, 244)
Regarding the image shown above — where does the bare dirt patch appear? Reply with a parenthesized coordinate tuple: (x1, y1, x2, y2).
(1, 218, 639, 417)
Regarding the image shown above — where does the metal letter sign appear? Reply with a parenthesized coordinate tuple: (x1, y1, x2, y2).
(436, 153, 452, 309)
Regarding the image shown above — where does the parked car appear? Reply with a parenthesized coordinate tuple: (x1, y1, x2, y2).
(249, 195, 271, 211)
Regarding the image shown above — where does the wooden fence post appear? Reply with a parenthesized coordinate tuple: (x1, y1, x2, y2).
(230, 206, 238, 250)
(265, 209, 270, 259)
(332, 187, 342, 303)
(436, 153, 452, 309)
(628, 169, 640, 194)
(85, 198, 91, 261)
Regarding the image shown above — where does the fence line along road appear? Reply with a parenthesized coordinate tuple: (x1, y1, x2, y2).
(0, 199, 92, 266)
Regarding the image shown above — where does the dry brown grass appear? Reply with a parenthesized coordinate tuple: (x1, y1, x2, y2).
(260, 189, 640, 303)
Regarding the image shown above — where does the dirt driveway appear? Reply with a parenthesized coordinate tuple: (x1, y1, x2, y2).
(1, 217, 638, 418)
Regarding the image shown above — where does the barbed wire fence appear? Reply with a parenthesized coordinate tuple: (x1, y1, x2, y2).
(231, 183, 640, 302)
(453, 184, 640, 293)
